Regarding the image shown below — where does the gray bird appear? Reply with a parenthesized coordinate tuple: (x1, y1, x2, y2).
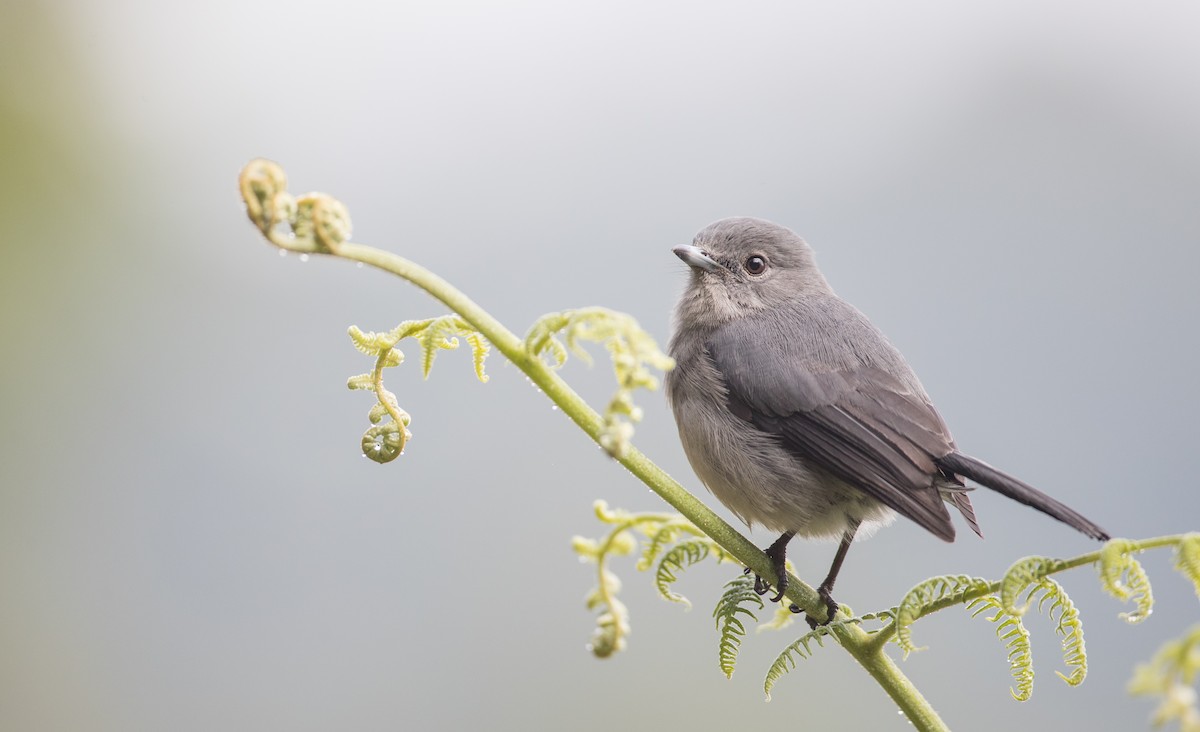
(664, 217, 1110, 627)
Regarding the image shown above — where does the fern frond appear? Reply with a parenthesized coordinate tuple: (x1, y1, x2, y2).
(1128, 624, 1200, 730)
(967, 595, 1035, 701)
(524, 311, 570, 366)
(713, 575, 765, 679)
(347, 373, 375, 391)
(574, 517, 640, 659)
(347, 316, 490, 462)
(589, 572, 630, 659)
(637, 522, 682, 571)
(636, 519, 704, 571)
(894, 575, 992, 656)
(763, 625, 837, 700)
(1175, 534, 1200, 600)
(859, 608, 900, 626)
(655, 540, 712, 608)
(523, 308, 674, 457)
(1029, 578, 1088, 687)
(1000, 556, 1067, 616)
(1098, 539, 1155, 623)
(465, 332, 490, 383)
(347, 325, 399, 356)
(415, 315, 465, 378)
(593, 499, 632, 525)
(574, 505, 702, 659)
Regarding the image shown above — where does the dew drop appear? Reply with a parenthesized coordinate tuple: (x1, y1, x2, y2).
(1121, 610, 1150, 624)
(584, 643, 594, 653)
(552, 405, 559, 411)
(299, 253, 310, 263)
(278, 249, 287, 257)
(357, 262, 364, 268)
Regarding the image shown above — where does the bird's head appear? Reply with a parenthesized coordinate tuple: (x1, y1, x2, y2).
(673, 217, 831, 328)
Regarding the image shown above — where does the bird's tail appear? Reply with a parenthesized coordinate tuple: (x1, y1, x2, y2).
(936, 451, 1111, 541)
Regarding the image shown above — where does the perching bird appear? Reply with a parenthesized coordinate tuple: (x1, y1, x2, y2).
(664, 217, 1110, 627)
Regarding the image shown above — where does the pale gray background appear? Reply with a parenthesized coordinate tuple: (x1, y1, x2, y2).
(2, 1, 1198, 730)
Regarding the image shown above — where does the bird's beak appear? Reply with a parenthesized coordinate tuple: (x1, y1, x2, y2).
(673, 245, 724, 273)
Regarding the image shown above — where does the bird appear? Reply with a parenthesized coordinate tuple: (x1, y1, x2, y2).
(663, 217, 1110, 627)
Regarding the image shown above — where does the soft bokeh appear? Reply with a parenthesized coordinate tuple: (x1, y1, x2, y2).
(2, 1, 1198, 730)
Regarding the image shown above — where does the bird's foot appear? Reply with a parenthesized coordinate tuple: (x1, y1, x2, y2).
(805, 586, 840, 630)
(763, 536, 791, 603)
(744, 565, 784, 598)
(744, 531, 795, 603)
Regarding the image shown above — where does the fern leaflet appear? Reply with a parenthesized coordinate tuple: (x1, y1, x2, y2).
(999, 555, 1066, 615)
(655, 540, 712, 608)
(1175, 533, 1200, 599)
(967, 595, 1035, 701)
(713, 575, 764, 679)
(1098, 539, 1154, 623)
(1031, 578, 1089, 687)
(763, 625, 837, 701)
(894, 575, 992, 656)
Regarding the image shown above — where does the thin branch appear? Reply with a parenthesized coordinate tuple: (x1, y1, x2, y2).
(240, 161, 950, 729)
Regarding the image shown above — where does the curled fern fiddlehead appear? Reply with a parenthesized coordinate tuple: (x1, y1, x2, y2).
(347, 316, 490, 463)
(239, 158, 290, 236)
(713, 575, 764, 679)
(238, 159, 352, 254)
(524, 308, 674, 458)
(1098, 538, 1155, 623)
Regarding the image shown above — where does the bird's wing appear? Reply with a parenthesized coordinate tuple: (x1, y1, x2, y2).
(706, 316, 959, 541)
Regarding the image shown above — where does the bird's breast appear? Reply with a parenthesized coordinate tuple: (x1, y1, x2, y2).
(666, 350, 892, 538)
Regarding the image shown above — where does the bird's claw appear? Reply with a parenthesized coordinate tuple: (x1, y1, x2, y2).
(746, 563, 790, 601)
(744, 566, 765, 594)
(805, 587, 840, 630)
(768, 573, 788, 603)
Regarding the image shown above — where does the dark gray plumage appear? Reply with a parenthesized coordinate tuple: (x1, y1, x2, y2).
(664, 217, 1110, 626)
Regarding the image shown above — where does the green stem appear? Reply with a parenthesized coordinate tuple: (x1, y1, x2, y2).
(864, 534, 1188, 654)
(315, 241, 950, 731)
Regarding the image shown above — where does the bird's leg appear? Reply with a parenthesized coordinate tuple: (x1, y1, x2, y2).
(745, 531, 795, 601)
(805, 520, 860, 629)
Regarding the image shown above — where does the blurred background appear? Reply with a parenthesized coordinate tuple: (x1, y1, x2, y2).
(2, 1, 1198, 729)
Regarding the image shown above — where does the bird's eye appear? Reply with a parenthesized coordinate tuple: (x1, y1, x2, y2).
(744, 255, 767, 275)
